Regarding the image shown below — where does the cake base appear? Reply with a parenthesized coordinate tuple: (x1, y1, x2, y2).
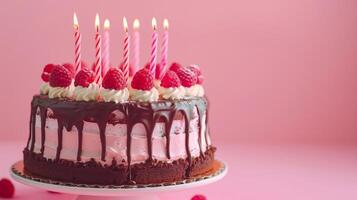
(10, 159, 227, 200)
(23, 147, 216, 185)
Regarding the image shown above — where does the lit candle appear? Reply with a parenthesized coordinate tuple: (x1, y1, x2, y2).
(121, 17, 130, 83)
(159, 19, 169, 80)
(102, 19, 110, 77)
(93, 14, 102, 83)
(149, 17, 158, 77)
(131, 19, 140, 76)
(73, 13, 82, 74)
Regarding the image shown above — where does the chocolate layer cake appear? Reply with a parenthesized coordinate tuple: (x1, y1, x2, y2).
(23, 16, 216, 185)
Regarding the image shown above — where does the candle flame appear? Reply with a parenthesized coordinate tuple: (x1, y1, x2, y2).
(163, 19, 169, 30)
(95, 13, 100, 31)
(152, 17, 157, 30)
(133, 19, 140, 30)
(73, 13, 79, 29)
(104, 19, 110, 30)
(123, 17, 129, 32)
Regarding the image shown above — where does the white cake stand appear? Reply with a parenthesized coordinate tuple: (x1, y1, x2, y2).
(10, 160, 227, 200)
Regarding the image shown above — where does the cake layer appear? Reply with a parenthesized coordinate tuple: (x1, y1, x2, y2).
(30, 112, 209, 164)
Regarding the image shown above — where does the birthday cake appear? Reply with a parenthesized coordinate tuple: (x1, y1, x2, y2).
(23, 16, 215, 185)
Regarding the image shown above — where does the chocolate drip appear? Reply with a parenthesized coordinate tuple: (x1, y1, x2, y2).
(204, 105, 210, 150)
(40, 107, 47, 155)
(147, 123, 153, 162)
(97, 122, 107, 161)
(165, 115, 172, 159)
(76, 122, 84, 161)
(29, 106, 37, 152)
(29, 95, 208, 181)
(126, 123, 133, 181)
(196, 106, 203, 157)
(26, 103, 34, 149)
(183, 111, 192, 175)
(55, 121, 64, 161)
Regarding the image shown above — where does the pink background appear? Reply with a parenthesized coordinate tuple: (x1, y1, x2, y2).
(1, 0, 357, 144)
(1, 0, 357, 199)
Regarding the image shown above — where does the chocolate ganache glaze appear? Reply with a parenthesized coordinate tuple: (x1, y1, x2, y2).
(24, 95, 215, 185)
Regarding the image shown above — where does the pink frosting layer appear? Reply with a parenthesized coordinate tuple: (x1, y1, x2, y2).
(31, 109, 211, 165)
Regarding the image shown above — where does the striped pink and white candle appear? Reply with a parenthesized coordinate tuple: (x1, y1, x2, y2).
(149, 17, 158, 77)
(73, 13, 82, 74)
(121, 17, 130, 83)
(131, 19, 140, 76)
(93, 14, 102, 84)
(158, 19, 169, 80)
(102, 19, 110, 77)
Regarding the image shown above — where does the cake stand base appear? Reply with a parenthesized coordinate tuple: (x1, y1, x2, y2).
(10, 160, 227, 200)
(76, 195, 159, 200)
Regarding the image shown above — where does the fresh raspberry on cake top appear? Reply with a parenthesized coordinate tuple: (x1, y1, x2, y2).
(41, 63, 55, 82)
(176, 67, 197, 87)
(74, 68, 94, 87)
(102, 68, 126, 90)
(131, 68, 154, 91)
(62, 63, 75, 78)
(169, 62, 183, 73)
(160, 70, 181, 88)
(188, 64, 204, 84)
(49, 65, 72, 88)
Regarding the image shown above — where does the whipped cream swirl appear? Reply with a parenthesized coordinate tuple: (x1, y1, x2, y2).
(158, 86, 185, 100)
(101, 88, 129, 103)
(40, 83, 50, 95)
(185, 84, 205, 97)
(48, 85, 74, 99)
(73, 83, 100, 102)
(130, 88, 159, 102)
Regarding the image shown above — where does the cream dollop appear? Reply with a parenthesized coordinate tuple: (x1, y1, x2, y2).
(130, 87, 159, 102)
(48, 85, 73, 99)
(185, 84, 205, 97)
(158, 86, 185, 100)
(40, 83, 50, 95)
(73, 83, 100, 102)
(101, 88, 129, 103)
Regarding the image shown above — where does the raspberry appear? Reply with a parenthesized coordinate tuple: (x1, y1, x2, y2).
(160, 71, 181, 88)
(49, 65, 72, 87)
(191, 194, 206, 200)
(41, 63, 55, 82)
(0, 178, 15, 198)
(62, 63, 75, 78)
(188, 65, 201, 76)
(102, 68, 126, 90)
(188, 65, 203, 84)
(131, 68, 154, 91)
(169, 62, 183, 73)
(74, 68, 94, 87)
(176, 67, 197, 87)
(91, 62, 96, 72)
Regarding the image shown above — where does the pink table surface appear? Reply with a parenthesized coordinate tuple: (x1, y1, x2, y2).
(1, 140, 357, 200)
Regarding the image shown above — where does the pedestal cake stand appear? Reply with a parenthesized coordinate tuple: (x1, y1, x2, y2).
(10, 160, 227, 200)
